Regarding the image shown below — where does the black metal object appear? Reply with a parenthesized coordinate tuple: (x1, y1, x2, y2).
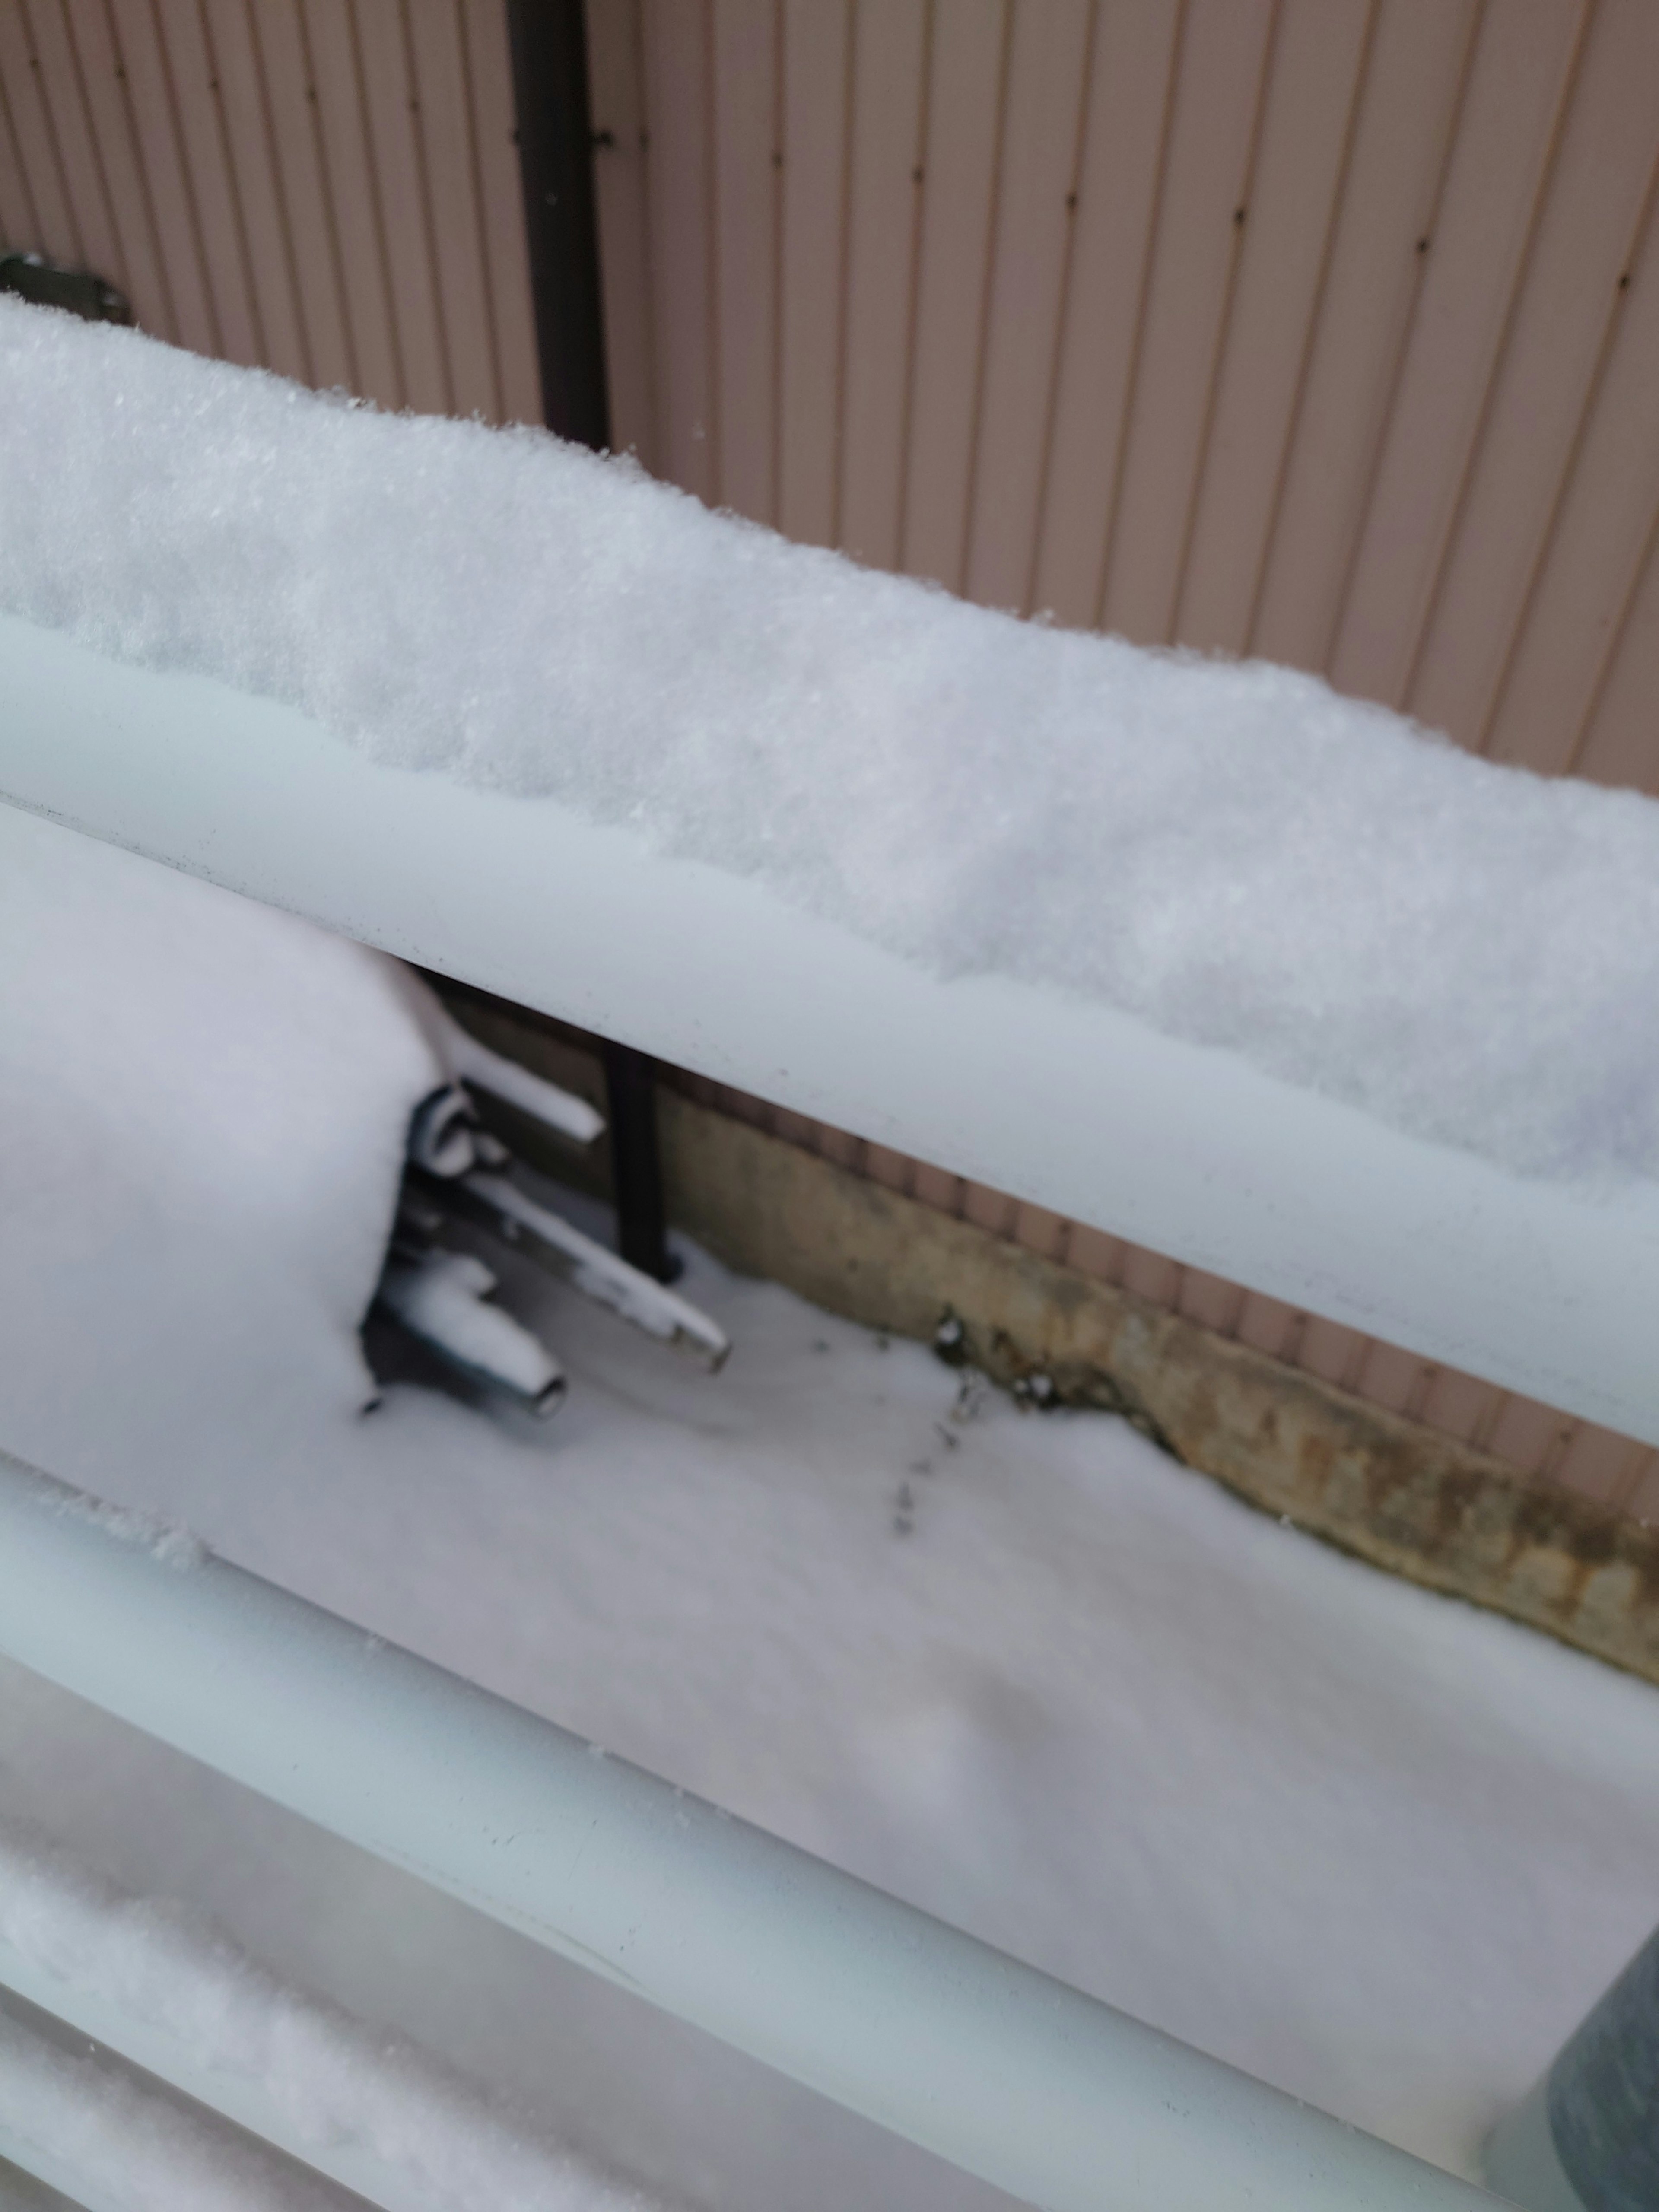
(506, 0, 611, 449)
(507, 9, 677, 1281)
(600, 1039, 681, 1283)
(0, 251, 130, 325)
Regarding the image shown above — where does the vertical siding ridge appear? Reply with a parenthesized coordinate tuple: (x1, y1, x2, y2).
(55, 0, 134, 296)
(702, 0, 721, 500)
(452, 0, 502, 421)
(193, 0, 270, 362)
(1021, 0, 1100, 618)
(767, 0, 785, 521)
(954, 0, 1015, 597)
(1314, 0, 1485, 676)
(298, 0, 362, 395)
(890, 0, 935, 570)
(632, 0, 663, 464)
(1474, 142, 1659, 759)
(344, 0, 405, 409)
(1166, 0, 1284, 646)
(242, 0, 317, 387)
(17, 0, 87, 261)
(102, 0, 184, 341)
(0, 55, 46, 242)
(1395, 0, 1601, 718)
(1089, 0, 1187, 632)
(149, 0, 227, 356)
(1241, 0, 1381, 658)
(1563, 464, 1659, 777)
(397, 0, 456, 411)
(830, 0, 856, 547)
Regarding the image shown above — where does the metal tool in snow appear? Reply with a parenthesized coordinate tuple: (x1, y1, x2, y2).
(373, 1015, 728, 1411)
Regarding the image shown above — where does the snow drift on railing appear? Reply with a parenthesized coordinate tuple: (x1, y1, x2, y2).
(0, 1812, 664, 2211)
(0, 801, 439, 1481)
(3, 299, 1657, 1186)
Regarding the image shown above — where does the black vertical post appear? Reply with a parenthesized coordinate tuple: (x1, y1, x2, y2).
(508, 0, 679, 1284)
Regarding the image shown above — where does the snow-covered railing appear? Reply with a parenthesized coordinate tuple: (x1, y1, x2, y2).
(6, 609, 1659, 1451)
(1, 305, 1651, 2207)
(0, 1445, 1509, 2212)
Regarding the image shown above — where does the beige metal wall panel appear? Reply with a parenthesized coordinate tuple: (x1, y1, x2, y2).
(0, 0, 540, 425)
(899, 0, 1003, 592)
(1246, 0, 1480, 672)
(838, 0, 927, 570)
(1097, 0, 1279, 644)
(588, 0, 1659, 1512)
(1173, 0, 1374, 654)
(1032, 0, 1182, 626)
(960, 0, 1091, 613)
(1405, 0, 1659, 755)
(1328, 0, 1590, 712)
(774, 0, 848, 545)
(710, 0, 778, 526)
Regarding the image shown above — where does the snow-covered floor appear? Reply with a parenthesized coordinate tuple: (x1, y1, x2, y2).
(6, 1200, 1659, 2211)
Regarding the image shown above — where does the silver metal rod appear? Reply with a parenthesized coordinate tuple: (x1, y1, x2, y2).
(0, 1448, 1503, 2212)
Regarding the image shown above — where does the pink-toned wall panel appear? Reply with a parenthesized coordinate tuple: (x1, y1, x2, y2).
(961, 0, 1091, 614)
(1173, 0, 1373, 655)
(0, 0, 540, 426)
(773, 0, 849, 547)
(837, 0, 927, 572)
(1248, 0, 1478, 672)
(1096, 0, 1278, 645)
(1328, 0, 1588, 712)
(900, 0, 1003, 593)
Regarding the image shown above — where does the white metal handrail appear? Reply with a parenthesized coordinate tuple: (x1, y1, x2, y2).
(0, 1446, 1507, 2212)
(6, 610, 1659, 1447)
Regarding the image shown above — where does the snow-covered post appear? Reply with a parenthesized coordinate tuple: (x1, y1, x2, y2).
(1486, 1930, 1659, 2212)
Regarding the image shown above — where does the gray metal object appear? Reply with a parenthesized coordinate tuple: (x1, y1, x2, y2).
(0, 1443, 1507, 2212)
(1486, 2081, 1590, 2212)
(1486, 1926, 1659, 2212)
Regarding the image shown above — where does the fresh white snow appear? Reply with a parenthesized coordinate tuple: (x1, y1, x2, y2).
(0, 1992, 347, 2212)
(0, 1815, 661, 2212)
(5, 298, 1659, 1187)
(1, 812, 1658, 2211)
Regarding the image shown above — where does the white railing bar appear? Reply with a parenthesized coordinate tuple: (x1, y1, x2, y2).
(0, 1935, 430, 2212)
(0, 1980, 369, 2212)
(5, 613, 1657, 1446)
(0, 1448, 1507, 2212)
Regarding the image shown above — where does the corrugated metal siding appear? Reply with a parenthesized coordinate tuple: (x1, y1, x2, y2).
(591, 0, 1659, 777)
(0, 0, 540, 423)
(587, 0, 1659, 1516)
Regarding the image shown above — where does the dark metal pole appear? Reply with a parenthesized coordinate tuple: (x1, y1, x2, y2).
(508, 0, 678, 1282)
(1486, 1923, 1659, 2211)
